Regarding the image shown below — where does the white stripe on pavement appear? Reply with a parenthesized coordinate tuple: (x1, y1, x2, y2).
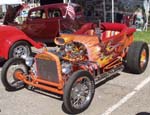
(101, 76, 150, 115)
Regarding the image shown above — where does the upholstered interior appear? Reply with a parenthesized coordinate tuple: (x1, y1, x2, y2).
(82, 29, 120, 40)
(101, 30, 120, 41)
(74, 22, 135, 41)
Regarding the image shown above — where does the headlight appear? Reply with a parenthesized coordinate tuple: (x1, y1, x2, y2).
(25, 57, 34, 67)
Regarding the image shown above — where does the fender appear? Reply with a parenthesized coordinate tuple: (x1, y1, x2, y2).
(0, 25, 43, 59)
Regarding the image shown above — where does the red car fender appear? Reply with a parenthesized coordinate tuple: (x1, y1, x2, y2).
(0, 25, 43, 59)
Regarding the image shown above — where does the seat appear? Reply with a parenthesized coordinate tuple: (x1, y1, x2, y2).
(101, 31, 120, 41)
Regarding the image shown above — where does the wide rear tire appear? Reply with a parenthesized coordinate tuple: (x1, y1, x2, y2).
(125, 41, 149, 74)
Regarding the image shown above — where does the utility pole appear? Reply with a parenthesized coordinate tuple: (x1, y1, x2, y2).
(112, 0, 114, 23)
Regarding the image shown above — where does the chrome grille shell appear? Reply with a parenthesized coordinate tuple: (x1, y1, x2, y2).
(35, 53, 59, 83)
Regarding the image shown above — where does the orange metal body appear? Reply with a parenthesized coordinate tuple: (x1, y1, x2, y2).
(15, 23, 136, 95)
(16, 72, 63, 94)
(58, 28, 134, 68)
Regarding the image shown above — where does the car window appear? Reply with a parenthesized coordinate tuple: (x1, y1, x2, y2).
(29, 10, 46, 19)
(48, 9, 62, 18)
(74, 6, 82, 13)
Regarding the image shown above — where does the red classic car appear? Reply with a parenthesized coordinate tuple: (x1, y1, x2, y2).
(4, 3, 85, 43)
(0, 25, 42, 61)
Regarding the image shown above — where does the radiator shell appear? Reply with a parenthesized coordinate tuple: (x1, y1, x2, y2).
(35, 53, 60, 83)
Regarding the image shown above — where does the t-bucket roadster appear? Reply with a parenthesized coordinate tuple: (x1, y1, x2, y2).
(1, 22, 149, 114)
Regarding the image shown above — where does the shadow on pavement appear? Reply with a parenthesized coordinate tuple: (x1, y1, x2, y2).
(95, 73, 120, 88)
(62, 103, 76, 115)
(26, 87, 62, 101)
(136, 112, 150, 115)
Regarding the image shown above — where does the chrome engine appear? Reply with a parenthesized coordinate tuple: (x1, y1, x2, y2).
(49, 42, 88, 75)
(63, 42, 87, 60)
(50, 42, 88, 61)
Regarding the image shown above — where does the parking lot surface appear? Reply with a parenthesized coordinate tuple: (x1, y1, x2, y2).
(0, 49, 150, 115)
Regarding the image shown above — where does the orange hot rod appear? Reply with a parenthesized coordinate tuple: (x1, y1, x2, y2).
(1, 22, 149, 114)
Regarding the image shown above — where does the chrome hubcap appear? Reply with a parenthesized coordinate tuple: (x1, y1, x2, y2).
(13, 45, 29, 58)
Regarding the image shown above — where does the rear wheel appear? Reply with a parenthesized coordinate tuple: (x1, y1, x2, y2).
(1, 58, 28, 91)
(125, 41, 149, 74)
(63, 70, 95, 114)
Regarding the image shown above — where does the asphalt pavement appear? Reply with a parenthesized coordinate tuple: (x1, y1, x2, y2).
(0, 49, 150, 115)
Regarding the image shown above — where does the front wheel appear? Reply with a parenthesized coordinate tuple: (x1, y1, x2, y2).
(125, 41, 149, 74)
(63, 70, 95, 114)
(1, 58, 28, 91)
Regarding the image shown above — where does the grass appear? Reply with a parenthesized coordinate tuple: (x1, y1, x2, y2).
(134, 28, 150, 44)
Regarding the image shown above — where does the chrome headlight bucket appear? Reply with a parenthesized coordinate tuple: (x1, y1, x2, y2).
(25, 56, 34, 67)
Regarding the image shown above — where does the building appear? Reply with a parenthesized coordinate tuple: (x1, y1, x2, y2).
(67, 0, 149, 24)
(40, 0, 63, 5)
(0, 0, 149, 25)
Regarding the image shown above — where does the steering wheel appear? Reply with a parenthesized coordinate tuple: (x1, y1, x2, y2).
(93, 23, 105, 34)
(100, 23, 105, 33)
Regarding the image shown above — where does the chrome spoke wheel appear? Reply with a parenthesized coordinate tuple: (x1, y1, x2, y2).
(70, 77, 92, 109)
(63, 70, 95, 114)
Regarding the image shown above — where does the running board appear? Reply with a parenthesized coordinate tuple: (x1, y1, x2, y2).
(94, 65, 124, 84)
